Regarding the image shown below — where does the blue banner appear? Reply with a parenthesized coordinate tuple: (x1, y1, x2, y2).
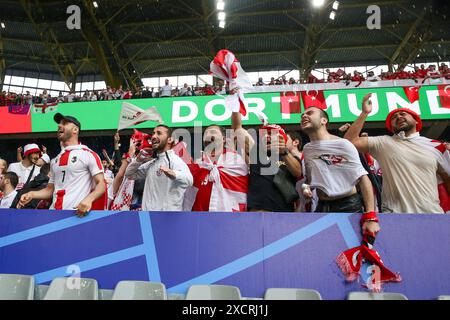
(0, 210, 449, 299)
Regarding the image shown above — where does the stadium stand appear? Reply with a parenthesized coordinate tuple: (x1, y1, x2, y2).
(0, 0, 449, 304)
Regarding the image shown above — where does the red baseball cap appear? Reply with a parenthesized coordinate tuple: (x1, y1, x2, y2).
(385, 108, 422, 133)
(259, 124, 288, 143)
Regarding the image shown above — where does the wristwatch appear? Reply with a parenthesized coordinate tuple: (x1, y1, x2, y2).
(280, 148, 289, 157)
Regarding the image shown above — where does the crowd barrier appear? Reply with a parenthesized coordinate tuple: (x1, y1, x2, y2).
(0, 210, 448, 300)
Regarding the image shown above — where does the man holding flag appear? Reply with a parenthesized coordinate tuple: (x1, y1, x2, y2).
(344, 94, 450, 213)
(207, 50, 301, 212)
(182, 50, 254, 212)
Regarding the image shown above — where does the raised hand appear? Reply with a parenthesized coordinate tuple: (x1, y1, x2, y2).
(362, 93, 373, 115)
(338, 123, 351, 134)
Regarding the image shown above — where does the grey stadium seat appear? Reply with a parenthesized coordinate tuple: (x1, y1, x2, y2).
(43, 277, 99, 300)
(264, 288, 322, 300)
(186, 284, 241, 300)
(111, 281, 167, 300)
(347, 291, 408, 300)
(0, 274, 35, 300)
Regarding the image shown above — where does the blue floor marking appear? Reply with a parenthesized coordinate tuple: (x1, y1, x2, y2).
(138, 212, 161, 282)
(34, 245, 145, 284)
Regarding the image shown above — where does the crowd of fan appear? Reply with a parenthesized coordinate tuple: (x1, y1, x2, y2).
(0, 80, 228, 106)
(1, 64, 449, 106)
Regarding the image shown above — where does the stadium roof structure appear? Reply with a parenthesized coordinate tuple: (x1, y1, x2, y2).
(0, 0, 449, 90)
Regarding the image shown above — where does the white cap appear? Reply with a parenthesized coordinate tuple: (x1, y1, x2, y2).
(40, 153, 50, 164)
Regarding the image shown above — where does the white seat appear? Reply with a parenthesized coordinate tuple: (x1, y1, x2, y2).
(43, 277, 99, 300)
(438, 295, 450, 300)
(168, 293, 186, 300)
(347, 291, 408, 300)
(99, 289, 114, 300)
(264, 288, 322, 300)
(34, 285, 49, 300)
(112, 281, 167, 300)
(186, 284, 241, 300)
(0, 274, 35, 300)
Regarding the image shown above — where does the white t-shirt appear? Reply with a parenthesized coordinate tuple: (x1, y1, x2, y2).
(369, 135, 445, 213)
(49, 144, 104, 210)
(179, 87, 188, 96)
(160, 85, 172, 97)
(0, 190, 18, 209)
(125, 150, 193, 211)
(66, 94, 76, 103)
(8, 162, 41, 190)
(303, 138, 368, 197)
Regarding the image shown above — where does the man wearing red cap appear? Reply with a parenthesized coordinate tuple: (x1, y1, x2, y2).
(17, 113, 106, 216)
(300, 106, 378, 233)
(246, 119, 302, 212)
(8, 143, 41, 190)
(345, 94, 450, 213)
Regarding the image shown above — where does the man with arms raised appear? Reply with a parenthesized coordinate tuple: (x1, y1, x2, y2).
(345, 94, 450, 213)
(301, 106, 379, 233)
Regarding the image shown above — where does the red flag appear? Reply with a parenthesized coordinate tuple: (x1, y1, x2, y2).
(336, 68, 345, 77)
(403, 86, 420, 103)
(301, 90, 326, 109)
(280, 91, 301, 114)
(438, 85, 450, 109)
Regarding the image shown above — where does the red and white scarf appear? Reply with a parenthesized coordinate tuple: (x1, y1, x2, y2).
(183, 150, 248, 212)
(209, 49, 253, 116)
(336, 230, 402, 292)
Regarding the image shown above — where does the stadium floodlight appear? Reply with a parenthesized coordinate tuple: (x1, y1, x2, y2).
(329, 11, 336, 20)
(312, 0, 325, 8)
(217, 1, 225, 11)
(218, 11, 226, 21)
(219, 20, 226, 28)
(93, 1, 98, 8)
(332, 1, 339, 10)
(0, 22, 5, 29)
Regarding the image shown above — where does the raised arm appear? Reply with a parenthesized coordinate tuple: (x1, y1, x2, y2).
(344, 93, 372, 153)
(231, 112, 255, 165)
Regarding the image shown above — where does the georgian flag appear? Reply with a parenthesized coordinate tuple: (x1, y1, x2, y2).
(209, 49, 253, 115)
(117, 102, 163, 131)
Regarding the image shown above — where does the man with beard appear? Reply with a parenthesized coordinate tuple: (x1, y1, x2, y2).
(183, 111, 253, 212)
(345, 94, 450, 213)
(8, 143, 41, 190)
(300, 106, 379, 234)
(0, 172, 19, 208)
(17, 114, 106, 216)
(247, 121, 302, 212)
(125, 124, 193, 211)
